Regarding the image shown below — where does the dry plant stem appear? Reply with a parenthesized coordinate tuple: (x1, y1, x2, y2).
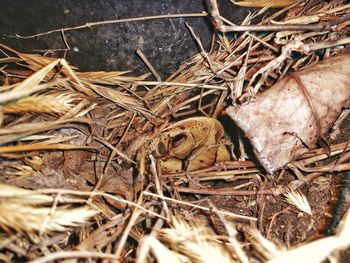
(162, 167, 259, 180)
(39, 193, 60, 236)
(115, 209, 142, 260)
(143, 191, 256, 221)
(296, 163, 350, 173)
(103, 113, 136, 174)
(0, 143, 96, 154)
(231, 39, 251, 99)
(173, 89, 217, 112)
(212, 90, 227, 118)
(160, 160, 256, 178)
(307, 37, 350, 52)
(30, 233, 71, 250)
(59, 59, 93, 96)
(211, 0, 350, 32)
(219, 23, 334, 32)
(29, 251, 119, 263)
(0, 120, 91, 145)
(150, 155, 169, 217)
(262, 1, 299, 24)
(0, 60, 59, 103)
(136, 49, 161, 82)
(248, 34, 278, 52)
(137, 81, 227, 91)
(174, 185, 272, 196)
(210, 204, 250, 263)
(186, 23, 215, 72)
(10, 12, 208, 39)
(93, 136, 136, 164)
(300, 141, 350, 160)
(38, 189, 167, 220)
(332, 109, 350, 134)
(60, 30, 70, 50)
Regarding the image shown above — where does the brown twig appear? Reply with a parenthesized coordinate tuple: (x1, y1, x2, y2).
(143, 191, 256, 221)
(210, 0, 350, 33)
(9, 13, 208, 39)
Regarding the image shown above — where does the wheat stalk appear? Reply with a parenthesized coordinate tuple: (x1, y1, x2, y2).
(282, 188, 312, 215)
(3, 92, 81, 115)
(0, 184, 98, 235)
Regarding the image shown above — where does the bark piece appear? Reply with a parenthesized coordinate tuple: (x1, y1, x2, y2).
(227, 54, 350, 173)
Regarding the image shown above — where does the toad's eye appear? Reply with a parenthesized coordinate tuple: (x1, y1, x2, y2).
(158, 142, 167, 155)
(171, 133, 187, 148)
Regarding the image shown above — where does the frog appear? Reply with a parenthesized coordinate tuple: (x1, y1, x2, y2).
(140, 117, 231, 174)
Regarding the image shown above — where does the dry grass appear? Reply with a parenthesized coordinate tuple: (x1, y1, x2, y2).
(0, 0, 350, 262)
(137, 209, 350, 263)
(3, 92, 81, 115)
(0, 184, 98, 235)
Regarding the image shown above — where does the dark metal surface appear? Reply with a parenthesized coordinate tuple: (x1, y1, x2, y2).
(0, 0, 251, 78)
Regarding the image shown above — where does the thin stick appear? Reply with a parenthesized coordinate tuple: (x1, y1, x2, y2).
(220, 23, 329, 32)
(218, 15, 350, 32)
(149, 155, 169, 217)
(11, 13, 208, 39)
(115, 209, 142, 259)
(186, 23, 215, 72)
(210, 203, 250, 263)
(94, 136, 136, 164)
(104, 113, 136, 174)
(137, 81, 227, 91)
(0, 143, 97, 153)
(38, 189, 166, 220)
(209, 0, 350, 32)
(174, 186, 273, 196)
(136, 49, 162, 82)
(143, 191, 257, 221)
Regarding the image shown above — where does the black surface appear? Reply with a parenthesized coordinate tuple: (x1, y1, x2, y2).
(0, 0, 252, 78)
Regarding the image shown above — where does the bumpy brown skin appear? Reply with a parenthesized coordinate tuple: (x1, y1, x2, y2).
(141, 117, 231, 174)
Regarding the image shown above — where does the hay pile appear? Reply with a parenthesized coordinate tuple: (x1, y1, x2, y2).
(1, 1, 350, 262)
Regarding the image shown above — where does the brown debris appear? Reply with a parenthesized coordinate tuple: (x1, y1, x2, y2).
(227, 54, 350, 172)
(0, 0, 350, 262)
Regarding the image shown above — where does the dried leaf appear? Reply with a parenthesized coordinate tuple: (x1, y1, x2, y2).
(227, 54, 350, 172)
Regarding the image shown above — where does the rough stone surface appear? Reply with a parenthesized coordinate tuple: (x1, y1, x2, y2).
(0, 0, 254, 78)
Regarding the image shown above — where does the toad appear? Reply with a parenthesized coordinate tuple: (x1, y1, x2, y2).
(139, 117, 231, 173)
